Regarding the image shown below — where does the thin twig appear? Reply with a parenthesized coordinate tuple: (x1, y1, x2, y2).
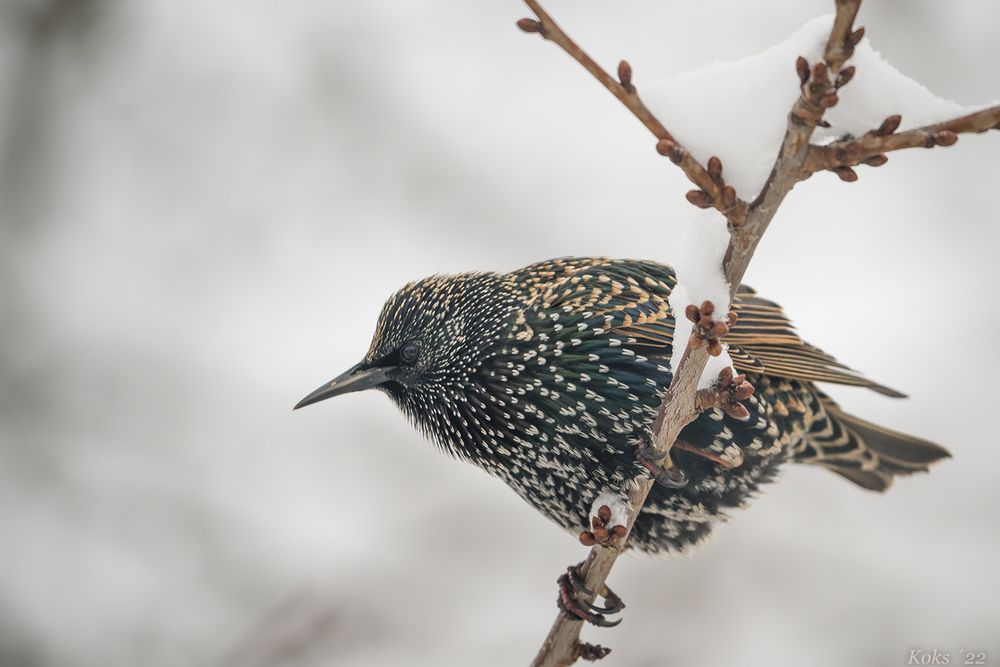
(519, 0, 749, 227)
(803, 105, 1000, 176)
(824, 0, 864, 73)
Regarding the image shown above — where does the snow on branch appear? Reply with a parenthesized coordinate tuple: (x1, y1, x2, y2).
(518, 1, 997, 665)
(638, 14, 995, 197)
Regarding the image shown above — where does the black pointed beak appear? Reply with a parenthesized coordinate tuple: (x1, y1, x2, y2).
(293, 362, 394, 410)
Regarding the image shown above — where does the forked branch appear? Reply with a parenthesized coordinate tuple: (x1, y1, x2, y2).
(519, 1, 996, 665)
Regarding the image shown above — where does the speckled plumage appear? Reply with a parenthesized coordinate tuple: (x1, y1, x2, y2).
(316, 257, 949, 553)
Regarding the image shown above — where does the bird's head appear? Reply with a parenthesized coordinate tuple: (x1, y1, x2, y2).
(294, 272, 518, 413)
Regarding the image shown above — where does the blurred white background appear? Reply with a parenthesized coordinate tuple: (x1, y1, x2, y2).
(1, 1, 998, 666)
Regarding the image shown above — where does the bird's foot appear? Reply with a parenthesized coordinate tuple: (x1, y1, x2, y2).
(556, 562, 625, 627)
(636, 443, 688, 488)
(578, 503, 627, 548)
(685, 300, 738, 357)
(695, 366, 756, 421)
(578, 642, 613, 661)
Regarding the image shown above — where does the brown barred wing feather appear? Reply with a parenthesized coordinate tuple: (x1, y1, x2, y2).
(729, 290, 906, 398)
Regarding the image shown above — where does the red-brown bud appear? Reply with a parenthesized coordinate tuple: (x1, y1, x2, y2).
(733, 382, 755, 401)
(707, 156, 723, 184)
(686, 190, 713, 209)
(618, 60, 633, 92)
(728, 404, 751, 421)
(835, 66, 855, 88)
(877, 114, 902, 136)
(834, 166, 858, 182)
(933, 130, 958, 146)
(655, 139, 683, 164)
(597, 504, 612, 523)
(516, 18, 543, 33)
(795, 57, 809, 86)
(721, 185, 737, 208)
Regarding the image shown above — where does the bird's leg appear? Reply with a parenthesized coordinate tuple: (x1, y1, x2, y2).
(695, 366, 756, 421)
(556, 562, 625, 627)
(555, 504, 628, 627)
(636, 441, 688, 488)
(673, 438, 742, 469)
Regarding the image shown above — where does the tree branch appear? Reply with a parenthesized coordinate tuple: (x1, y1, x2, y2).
(519, 1, 995, 665)
(526, 4, 863, 663)
(518, 1, 749, 228)
(824, 0, 864, 73)
(803, 105, 1000, 176)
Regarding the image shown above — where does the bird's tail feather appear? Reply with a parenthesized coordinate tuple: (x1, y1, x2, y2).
(791, 393, 951, 491)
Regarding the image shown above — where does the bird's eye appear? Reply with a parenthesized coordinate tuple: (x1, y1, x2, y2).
(399, 342, 421, 365)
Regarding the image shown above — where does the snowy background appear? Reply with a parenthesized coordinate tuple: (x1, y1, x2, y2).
(1, 1, 998, 666)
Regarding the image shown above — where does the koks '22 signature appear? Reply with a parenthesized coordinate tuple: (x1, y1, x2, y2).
(908, 649, 988, 665)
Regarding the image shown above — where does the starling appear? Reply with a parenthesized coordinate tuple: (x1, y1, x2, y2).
(295, 257, 949, 555)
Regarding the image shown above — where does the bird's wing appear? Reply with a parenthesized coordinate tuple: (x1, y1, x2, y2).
(516, 258, 902, 397)
(727, 287, 905, 397)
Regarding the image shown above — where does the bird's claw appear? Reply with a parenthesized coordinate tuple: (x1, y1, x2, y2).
(637, 444, 666, 462)
(636, 443, 688, 488)
(556, 563, 625, 627)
